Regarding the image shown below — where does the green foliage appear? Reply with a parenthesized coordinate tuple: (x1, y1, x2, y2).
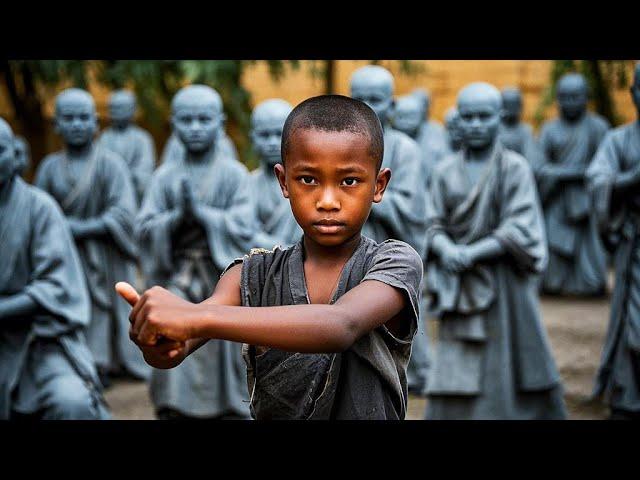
(535, 60, 635, 127)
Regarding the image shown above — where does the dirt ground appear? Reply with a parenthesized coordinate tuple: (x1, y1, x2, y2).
(104, 291, 613, 420)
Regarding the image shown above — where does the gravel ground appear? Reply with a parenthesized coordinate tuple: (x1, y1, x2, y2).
(104, 291, 613, 420)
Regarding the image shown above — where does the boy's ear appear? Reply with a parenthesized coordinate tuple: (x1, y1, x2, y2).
(274, 163, 289, 198)
(373, 167, 391, 203)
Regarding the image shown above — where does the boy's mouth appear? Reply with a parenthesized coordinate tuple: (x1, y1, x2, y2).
(313, 219, 346, 234)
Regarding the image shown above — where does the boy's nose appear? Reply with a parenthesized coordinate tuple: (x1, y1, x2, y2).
(316, 187, 340, 211)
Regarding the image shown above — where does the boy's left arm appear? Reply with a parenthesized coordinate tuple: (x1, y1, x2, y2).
(122, 278, 410, 354)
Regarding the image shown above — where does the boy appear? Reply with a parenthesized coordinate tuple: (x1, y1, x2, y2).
(117, 95, 423, 420)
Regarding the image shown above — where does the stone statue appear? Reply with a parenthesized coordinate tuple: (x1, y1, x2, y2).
(34, 88, 150, 387)
(0, 117, 110, 419)
(538, 73, 610, 296)
(97, 90, 156, 206)
(247, 98, 302, 249)
(498, 87, 542, 164)
(587, 62, 640, 420)
(392, 93, 438, 179)
(350, 65, 430, 395)
(14, 135, 30, 177)
(410, 87, 449, 163)
(424, 82, 566, 419)
(136, 85, 255, 419)
(444, 107, 463, 153)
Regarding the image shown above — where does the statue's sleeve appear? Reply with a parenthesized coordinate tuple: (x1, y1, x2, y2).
(586, 131, 620, 229)
(370, 139, 427, 253)
(493, 156, 548, 274)
(33, 156, 53, 194)
(197, 166, 258, 270)
(136, 170, 175, 275)
(132, 131, 156, 202)
(99, 154, 139, 260)
(24, 192, 91, 331)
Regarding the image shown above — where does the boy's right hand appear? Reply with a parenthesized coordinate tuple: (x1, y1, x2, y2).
(116, 281, 188, 369)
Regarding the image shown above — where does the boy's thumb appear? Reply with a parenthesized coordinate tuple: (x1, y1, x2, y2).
(115, 282, 140, 307)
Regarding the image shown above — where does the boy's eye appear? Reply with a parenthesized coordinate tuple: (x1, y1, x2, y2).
(341, 177, 359, 186)
(299, 176, 317, 185)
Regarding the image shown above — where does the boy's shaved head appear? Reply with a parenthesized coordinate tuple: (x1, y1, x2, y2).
(281, 95, 384, 169)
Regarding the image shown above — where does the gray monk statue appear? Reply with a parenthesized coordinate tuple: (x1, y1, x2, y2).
(411, 87, 449, 163)
(444, 107, 464, 153)
(0, 117, 110, 419)
(14, 135, 30, 177)
(97, 90, 156, 206)
(350, 65, 430, 395)
(587, 62, 640, 420)
(424, 82, 566, 419)
(247, 98, 302, 249)
(393, 93, 438, 179)
(136, 85, 255, 420)
(537, 73, 610, 296)
(34, 88, 150, 387)
(498, 87, 542, 163)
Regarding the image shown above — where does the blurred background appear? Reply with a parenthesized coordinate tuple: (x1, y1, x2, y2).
(1, 60, 637, 179)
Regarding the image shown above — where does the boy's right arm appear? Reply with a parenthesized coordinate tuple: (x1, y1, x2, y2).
(117, 263, 243, 369)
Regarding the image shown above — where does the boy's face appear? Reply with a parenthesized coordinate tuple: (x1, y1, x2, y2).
(275, 129, 390, 248)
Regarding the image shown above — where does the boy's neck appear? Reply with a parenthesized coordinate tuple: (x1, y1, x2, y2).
(302, 233, 362, 266)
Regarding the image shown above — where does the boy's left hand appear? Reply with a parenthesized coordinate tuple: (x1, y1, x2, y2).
(115, 282, 200, 346)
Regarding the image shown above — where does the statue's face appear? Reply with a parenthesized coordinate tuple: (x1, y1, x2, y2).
(251, 113, 287, 167)
(55, 99, 98, 147)
(0, 133, 15, 185)
(557, 79, 588, 121)
(172, 103, 222, 153)
(501, 94, 522, 123)
(458, 96, 501, 150)
(109, 97, 136, 127)
(392, 98, 423, 137)
(351, 81, 393, 124)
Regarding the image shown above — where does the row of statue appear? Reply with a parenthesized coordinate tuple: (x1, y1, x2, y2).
(1, 62, 639, 420)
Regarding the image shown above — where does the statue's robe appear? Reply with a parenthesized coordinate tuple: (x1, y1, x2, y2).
(97, 125, 156, 206)
(137, 144, 255, 418)
(362, 127, 430, 395)
(587, 122, 640, 414)
(34, 146, 149, 380)
(498, 121, 543, 163)
(0, 176, 109, 419)
(247, 164, 302, 250)
(424, 144, 567, 419)
(160, 131, 239, 167)
(537, 114, 610, 295)
(415, 120, 449, 173)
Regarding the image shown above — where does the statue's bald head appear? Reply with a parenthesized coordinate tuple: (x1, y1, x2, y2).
(54, 88, 98, 147)
(250, 99, 293, 167)
(457, 83, 502, 150)
(501, 87, 523, 123)
(171, 84, 223, 115)
(0, 117, 16, 184)
(171, 85, 224, 154)
(445, 107, 459, 126)
(251, 99, 293, 129)
(55, 88, 96, 116)
(457, 82, 502, 111)
(392, 94, 423, 137)
(350, 65, 395, 124)
(557, 73, 588, 121)
(109, 89, 137, 127)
